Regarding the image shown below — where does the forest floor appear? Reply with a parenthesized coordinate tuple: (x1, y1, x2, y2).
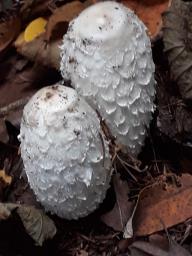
(0, 1, 192, 255)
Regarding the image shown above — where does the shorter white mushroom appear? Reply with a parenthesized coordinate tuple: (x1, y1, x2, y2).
(19, 84, 111, 219)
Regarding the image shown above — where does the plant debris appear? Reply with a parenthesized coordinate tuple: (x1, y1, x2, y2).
(101, 173, 134, 232)
(0, 169, 12, 185)
(1, 0, 192, 255)
(129, 238, 192, 256)
(45, 1, 86, 42)
(24, 17, 47, 42)
(14, 0, 90, 69)
(0, 203, 57, 246)
(163, 0, 192, 101)
(134, 174, 192, 236)
(0, 15, 20, 53)
(122, 0, 170, 41)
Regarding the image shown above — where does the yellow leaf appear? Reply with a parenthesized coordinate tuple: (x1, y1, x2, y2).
(24, 17, 47, 42)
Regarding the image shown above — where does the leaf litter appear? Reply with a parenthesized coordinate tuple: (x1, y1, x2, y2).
(0, 15, 21, 53)
(0, 203, 57, 246)
(134, 174, 192, 236)
(1, 0, 192, 255)
(101, 173, 135, 233)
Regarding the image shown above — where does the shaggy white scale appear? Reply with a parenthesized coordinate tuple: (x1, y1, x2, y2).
(60, 1, 155, 155)
(19, 85, 111, 219)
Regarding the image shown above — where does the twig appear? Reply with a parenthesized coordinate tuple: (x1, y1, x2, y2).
(0, 97, 30, 118)
(116, 154, 147, 173)
(148, 129, 160, 173)
(116, 154, 138, 181)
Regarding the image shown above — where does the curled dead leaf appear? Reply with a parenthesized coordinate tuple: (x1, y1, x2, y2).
(101, 174, 134, 232)
(134, 174, 192, 236)
(14, 0, 90, 69)
(15, 33, 61, 69)
(0, 203, 57, 246)
(45, 1, 86, 42)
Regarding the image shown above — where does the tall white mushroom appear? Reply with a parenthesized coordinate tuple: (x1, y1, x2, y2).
(60, 1, 155, 155)
(19, 84, 111, 219)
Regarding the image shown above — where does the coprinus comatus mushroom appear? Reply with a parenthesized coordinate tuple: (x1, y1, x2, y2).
(60, 1, 156, 156)
(19, 84, 112, 219)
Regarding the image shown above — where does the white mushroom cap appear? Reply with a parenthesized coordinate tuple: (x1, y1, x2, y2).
(19, 84, 111, 219)
(60, 1, 155, 155)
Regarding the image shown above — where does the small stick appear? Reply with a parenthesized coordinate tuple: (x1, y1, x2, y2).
(0, 97, 30, 118)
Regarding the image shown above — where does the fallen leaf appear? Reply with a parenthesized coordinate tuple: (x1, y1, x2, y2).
(149, 234, 169, 251)
(14, 0, 92, 68)
(115, 0, 170, 41)
(123, 197, 139, 238)
(130, 241, 167, 256)
(134, 174, 192, 236)
(163, 0, 192, 101)
(20, 0, 46, 13)
(124, 0, 170, 40)
(14, 33, 61, 69)
(130, 239, 192, 256)
(0, 169, 12, 185)
(118, 238, 133, 253)
(24, 17, 47, 42)
(168, 237, 192, 256)
(45, 1, 85, 42)
(0, 203, 57, 246)
(101, 173, 134, 232)
(0, 16, 21, 52)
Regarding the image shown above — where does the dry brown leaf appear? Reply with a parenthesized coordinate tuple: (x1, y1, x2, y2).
(101, 174, 134, 232)
(0, 203, 57, 246)
(19, 0, 50, 22)
(163, 0, 192, 101)
(130, 239, 192, 256)
(14, 0, 92, 68)
(149, 234, 169, 251)
(0, 169, 12, 185)
(0, 16, 21, 52)
(14, 33, 61, 69)
(134, 174, 192, 236)
(45, 1, 85, 42)
(130, 241, 168, 256)
(121, 0, 170, 41)
(123, 197, 139, 238)
(20, 0, 46, 13)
